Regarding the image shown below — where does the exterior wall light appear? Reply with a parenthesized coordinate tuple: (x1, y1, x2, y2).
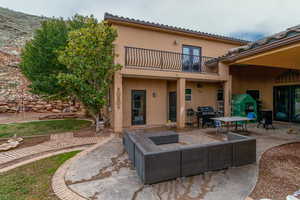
(152, 92, 156, 98)
(196, 83, 203, 88)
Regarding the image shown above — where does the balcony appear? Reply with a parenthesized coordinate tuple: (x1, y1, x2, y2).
(124, 47, 217, 74)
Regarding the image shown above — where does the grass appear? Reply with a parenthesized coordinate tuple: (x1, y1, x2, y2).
(0, 119, 92, 138)
(0, 151, 80, 200)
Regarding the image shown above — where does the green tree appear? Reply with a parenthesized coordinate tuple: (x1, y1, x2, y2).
(20, 15, 95, 99)
(58, 19, 121, 132)
(20, 18, 69, 98)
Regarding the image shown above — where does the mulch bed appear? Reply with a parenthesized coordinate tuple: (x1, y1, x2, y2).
(73, 127, 97, 137)
(73, 127, 114, 138)
(250, 142, 300, 200)
(18, 136, 50, 149)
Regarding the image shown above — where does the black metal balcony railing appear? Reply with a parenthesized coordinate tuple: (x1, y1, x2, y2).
(125, 47, 216, 73)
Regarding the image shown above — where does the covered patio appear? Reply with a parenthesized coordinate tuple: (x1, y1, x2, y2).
(208, 25, 300, 124)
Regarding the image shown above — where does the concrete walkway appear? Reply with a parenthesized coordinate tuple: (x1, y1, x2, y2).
(0, 146, 88, 173)
(63, 128, 300, 200)
(0, 132, 101, 169)
(52, 135, 114, 200)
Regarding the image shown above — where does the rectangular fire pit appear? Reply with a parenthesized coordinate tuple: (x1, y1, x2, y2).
(123, 130, 256, 184)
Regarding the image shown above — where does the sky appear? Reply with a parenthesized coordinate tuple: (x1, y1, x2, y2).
(1, 0, 300, 41)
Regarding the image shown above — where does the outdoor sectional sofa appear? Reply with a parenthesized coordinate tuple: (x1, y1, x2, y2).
(123, 130, 256, 184)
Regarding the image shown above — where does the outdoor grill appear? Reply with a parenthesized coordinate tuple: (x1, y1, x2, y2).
(197, 106, 216, 128)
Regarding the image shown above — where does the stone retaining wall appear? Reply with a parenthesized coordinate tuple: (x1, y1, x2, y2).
(0, 99, 81, 113)
(0, 48, 81, 114)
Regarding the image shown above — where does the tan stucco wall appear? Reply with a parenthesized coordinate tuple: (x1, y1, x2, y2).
(122, 78, 168, 127)
(185, 82, 221, 110)
(122, 78, 221, 127)
(167, 80, 221, 110)
(113, 24, 240, 68)
(110, 22, 243, 130)
(230, 65, 297, 110)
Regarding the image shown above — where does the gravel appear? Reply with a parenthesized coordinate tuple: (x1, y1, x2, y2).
(250, 142, 300, 200)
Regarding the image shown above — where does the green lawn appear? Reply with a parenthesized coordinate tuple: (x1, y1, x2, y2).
(0, 151, 80, 200)
(0, 119, 92, 138)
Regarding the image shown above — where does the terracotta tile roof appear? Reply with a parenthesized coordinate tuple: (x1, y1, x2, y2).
(206, 25, 300, 65)
(104, 13, 249, 45)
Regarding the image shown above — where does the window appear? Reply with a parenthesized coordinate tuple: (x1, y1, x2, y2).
(217, 89, 224, 101)
(185, 88, 192, 101)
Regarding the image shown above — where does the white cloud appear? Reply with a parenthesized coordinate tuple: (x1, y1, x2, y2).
(1, 0, 300, 39)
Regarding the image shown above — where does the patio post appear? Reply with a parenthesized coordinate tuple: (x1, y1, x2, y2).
(112, 71, 123, 133)
(224, 75, 232, 117)
(177, 78, 186, 128)
(219, 62, 232, 117)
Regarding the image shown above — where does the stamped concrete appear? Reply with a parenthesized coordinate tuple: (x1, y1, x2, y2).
(52, 135, 114, 200)
(0, 132, 101, 168)
(65, 128, 300, 200)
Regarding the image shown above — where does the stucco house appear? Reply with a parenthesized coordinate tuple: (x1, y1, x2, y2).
(105, 13, 300, 132)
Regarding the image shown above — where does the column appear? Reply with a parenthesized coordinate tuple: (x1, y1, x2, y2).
(219, 62, 232, 117)
(176, 78, 186, 129)
(113, 71, 123, 133)
(224, 74, 232, 117)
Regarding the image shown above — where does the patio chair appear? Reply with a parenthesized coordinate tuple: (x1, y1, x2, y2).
(257, 110, 274, 129)
(247, 112, 257, 120)
(186, 108, 195, 127)
(215, 120, 224, 133)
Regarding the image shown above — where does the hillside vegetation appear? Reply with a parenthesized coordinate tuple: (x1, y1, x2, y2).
(0, 7, 44, 47)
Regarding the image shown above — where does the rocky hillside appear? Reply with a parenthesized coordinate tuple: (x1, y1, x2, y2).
(0, 7, 44, 47)
(0, 8, 81, 114)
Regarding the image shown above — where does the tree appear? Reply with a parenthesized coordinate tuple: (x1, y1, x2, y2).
(58, 19, 121, 132)
(20, 18, 69, 98)
(20, 15, 95, 99)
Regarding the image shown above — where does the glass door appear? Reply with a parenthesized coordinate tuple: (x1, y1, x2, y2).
(132, 90, 146, 125)
(182, 45, 202, 72)
(169, 92, 177, 122)
(274, 86, 290, 121)
(291, 86, 300, 122)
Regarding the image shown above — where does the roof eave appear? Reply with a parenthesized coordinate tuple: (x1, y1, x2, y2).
(206, 34, 300, 66)
(104, 13, 249, 46)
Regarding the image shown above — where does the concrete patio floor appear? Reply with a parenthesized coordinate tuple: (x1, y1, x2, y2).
(64, 126, 300, 200)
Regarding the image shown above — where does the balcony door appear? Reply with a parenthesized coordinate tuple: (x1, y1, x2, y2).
(132, 90, 146, 125)
(182, 45, 202, 72)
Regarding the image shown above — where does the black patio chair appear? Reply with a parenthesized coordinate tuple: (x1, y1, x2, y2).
(257, 110, 274, 129)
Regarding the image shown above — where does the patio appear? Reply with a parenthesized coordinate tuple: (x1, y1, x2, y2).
(64, 124, 300, 200)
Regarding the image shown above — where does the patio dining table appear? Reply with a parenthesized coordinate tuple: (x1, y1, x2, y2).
(211, 116, 252, 133)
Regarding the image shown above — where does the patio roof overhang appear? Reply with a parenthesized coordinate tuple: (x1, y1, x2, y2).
(227, 40, 300, 69)
(206, 26, 300, 70)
